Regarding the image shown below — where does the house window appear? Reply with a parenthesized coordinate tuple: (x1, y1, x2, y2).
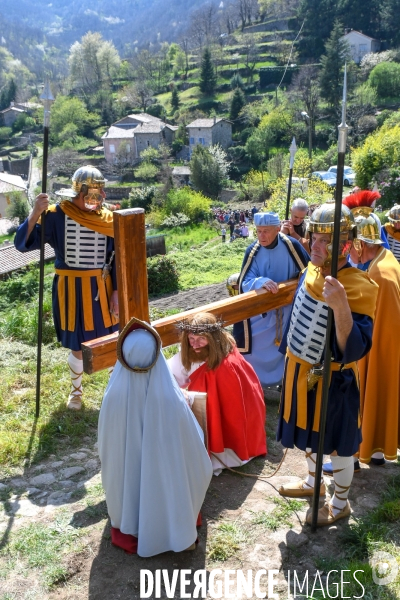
(190, 137, 194, 144)
(199, 137, 205, 145)
(359, 44, 367, 54)
(147, 141, 150, 146)
(109, 144, 115, 153)
(126, 144, 131, 153)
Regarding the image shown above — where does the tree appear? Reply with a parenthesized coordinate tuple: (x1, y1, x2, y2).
(243, 34, 259, 83)
(319, 20, 350, 109)
(171, 87, 180, 113)
(369, 62, 400, 99)
(68, 32, 120, 95)
(230, 88, 245, 121)
(6, 191, 30, 224)
(289, 64, 321, 144)
(49, 96, 99, 143)
(199, 48, 217, 96)
(122, 81, 154, 112)
(0, 79, 17, 110)
(190, 144, 225, 199)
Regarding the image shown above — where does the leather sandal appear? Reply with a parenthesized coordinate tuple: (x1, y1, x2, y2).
(67, 365, 83, 410)
(306, 501, 351, 526)
(279, 479, 326, 498)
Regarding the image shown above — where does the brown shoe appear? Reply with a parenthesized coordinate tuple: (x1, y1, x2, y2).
(306, 501, 351, 526)
(279, 480, 326, 498)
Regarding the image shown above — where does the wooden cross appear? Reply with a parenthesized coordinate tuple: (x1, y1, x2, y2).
(82, 209, 298, 374)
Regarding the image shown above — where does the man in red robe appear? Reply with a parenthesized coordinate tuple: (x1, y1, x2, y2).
(168, 312, 267, 474)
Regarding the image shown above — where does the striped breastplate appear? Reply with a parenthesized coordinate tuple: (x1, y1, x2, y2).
(287, 281, 328, 365)
(387, 233, 400, 261)
(64, 216, 107, 268)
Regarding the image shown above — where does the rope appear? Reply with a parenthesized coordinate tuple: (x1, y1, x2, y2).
(210, 448, 288, 485)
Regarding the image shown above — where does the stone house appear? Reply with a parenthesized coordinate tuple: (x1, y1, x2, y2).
(0, 101, 40, 128)
(0, 105, 25, 128)
(187, 118, 233, 155)
(0, 173, 28, 219)
(102, 113, 178, 163)
(341, 30, 380, 64)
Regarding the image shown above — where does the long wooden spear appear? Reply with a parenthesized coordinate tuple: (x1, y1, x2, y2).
(310, 65, 348, 532)
(285, 137, 297, 219)
(35, 81, 54, 418)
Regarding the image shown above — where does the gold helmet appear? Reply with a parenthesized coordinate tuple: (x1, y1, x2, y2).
(353, 214, 383, 246)
(55, 165, 107, 212)
(386, 204, 400, 223)
(226, 273, 240, 297)
(308, 201, 356, 268)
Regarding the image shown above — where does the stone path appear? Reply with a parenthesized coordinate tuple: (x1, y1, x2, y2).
(0, 437, 101, 531)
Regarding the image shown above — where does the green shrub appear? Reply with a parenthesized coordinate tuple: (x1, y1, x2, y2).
(164, 187, 212, 222)
(0, 126, 12, 142)
(369, 62, 400, 99)
(352, 118, 400, 188)
(129, 186, 156, 212)
(0, 266, 45, 310)
(135, 162, 159, 181)
(5, 191, 30, 224)
(147, 255, 179, 295)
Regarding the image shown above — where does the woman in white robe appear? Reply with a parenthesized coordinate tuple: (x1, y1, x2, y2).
(98, 317, 213, 557)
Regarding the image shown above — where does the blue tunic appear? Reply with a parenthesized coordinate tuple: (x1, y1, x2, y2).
(14, 205, 118, 351)
(276, 268, 373, 456)
(233, 235, 310, 387)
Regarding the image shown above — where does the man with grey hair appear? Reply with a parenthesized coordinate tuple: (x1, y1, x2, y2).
(281, 198, 310, 251)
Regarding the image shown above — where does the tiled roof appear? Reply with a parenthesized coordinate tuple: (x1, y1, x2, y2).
(187, 118, 224, 128)
(0, 174, 27, 193)
(102, 126, 136, 140)
(0, 243, 55, 276)
(134, 122, 164, 134)
(0, 107, 24, 115)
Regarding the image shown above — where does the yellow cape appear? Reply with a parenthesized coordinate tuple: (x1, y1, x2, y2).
(384, 223, 400, 241)
(358, 247, 400, 462)
(45, 200, 114, 237)
(304, 262, 378, 320)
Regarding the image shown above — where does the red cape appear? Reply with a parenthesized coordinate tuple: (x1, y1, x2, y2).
(188, 347, 267, 460)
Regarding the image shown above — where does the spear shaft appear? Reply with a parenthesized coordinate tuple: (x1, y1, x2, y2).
(35, 82, 54, 418)
(285, 137, 297, 220)
(310, 65, 348, 532)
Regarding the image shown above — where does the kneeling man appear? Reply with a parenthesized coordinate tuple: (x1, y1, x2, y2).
(276, 203, 378, 526)
(168, 312, 267, 474)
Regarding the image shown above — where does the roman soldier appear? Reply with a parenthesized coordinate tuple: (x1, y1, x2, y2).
(15, 166, 119, 410)
(277, 203, 378, 526)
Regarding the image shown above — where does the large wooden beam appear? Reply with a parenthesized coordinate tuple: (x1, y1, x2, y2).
(114, 208, 149, 328)
(82, 279, 297, 374)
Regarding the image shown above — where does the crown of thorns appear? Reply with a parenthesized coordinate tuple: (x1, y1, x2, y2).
(176, 319, 225, 334)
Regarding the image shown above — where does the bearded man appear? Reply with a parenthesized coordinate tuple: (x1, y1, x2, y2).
(168, 312, 266, 474)
(277, 203, 378, 526)
(233, 212, 310, 388)
(15, 166, 119, 410)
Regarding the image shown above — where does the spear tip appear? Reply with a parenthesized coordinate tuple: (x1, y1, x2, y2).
(40, 81, 55, 102)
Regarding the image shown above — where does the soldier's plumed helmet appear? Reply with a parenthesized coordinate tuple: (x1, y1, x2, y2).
(386, 204, 400, 223)
(354, 214, 383, 245)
